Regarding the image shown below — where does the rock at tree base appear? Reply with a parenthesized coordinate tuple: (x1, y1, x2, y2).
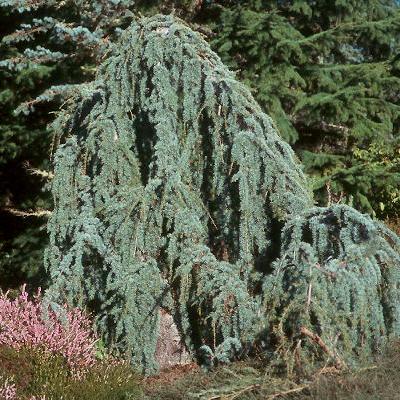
(155, 309, 191, 370)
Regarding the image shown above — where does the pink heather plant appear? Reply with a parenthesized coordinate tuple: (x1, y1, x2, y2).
(0, 285, 97, 373)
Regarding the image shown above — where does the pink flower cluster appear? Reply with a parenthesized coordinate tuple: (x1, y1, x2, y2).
(0, 381, 16, 400)
(0, 285, 97, 372)
(0, 380, 46, 400)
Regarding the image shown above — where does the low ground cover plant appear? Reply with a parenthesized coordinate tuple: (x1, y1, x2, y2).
(0, 286, 143, 399)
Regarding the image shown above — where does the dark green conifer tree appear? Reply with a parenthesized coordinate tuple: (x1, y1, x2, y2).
(0, 5, 55, 289)
(46, 15, 400, 374)
(210, 0, 400, 217)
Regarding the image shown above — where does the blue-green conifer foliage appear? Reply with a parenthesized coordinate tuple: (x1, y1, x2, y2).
(45, 15, 400, 373)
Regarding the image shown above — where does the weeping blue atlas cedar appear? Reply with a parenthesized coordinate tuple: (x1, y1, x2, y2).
(44, 15, 400, 374)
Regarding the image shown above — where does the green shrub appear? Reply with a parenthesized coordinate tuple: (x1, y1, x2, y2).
(264, 205, 400, 373)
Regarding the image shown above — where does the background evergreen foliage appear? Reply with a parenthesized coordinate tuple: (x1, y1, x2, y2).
(1, 0, 400, 290)
(46, 15, 400, 374)
(0, 5, 54, 289)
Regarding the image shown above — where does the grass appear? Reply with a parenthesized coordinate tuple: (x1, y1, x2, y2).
(145, 340, 400, 400)
(295, 343, 400, 400)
